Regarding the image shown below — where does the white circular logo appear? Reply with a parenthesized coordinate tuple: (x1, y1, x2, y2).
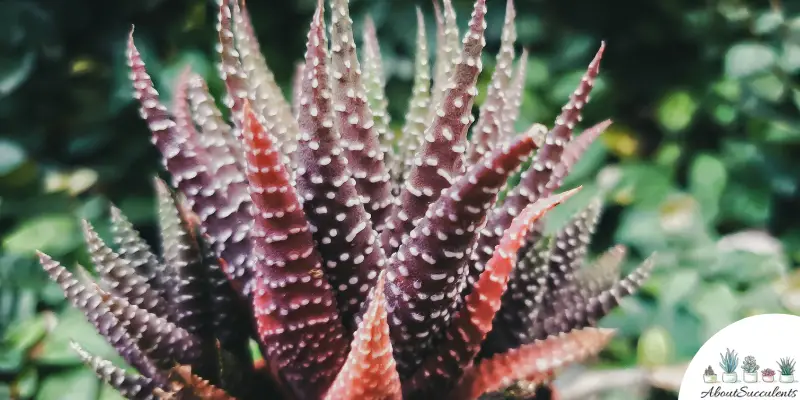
(679, 314, 800, 399)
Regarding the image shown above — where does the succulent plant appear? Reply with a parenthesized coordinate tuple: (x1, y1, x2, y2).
(778, 358, 796, 376)
(743, 355, 759, 374)
(705, 366, 716, 376)
(720, 348, 740, 374)
(762, 368, 776, 377)
(36, 0, 656, 399)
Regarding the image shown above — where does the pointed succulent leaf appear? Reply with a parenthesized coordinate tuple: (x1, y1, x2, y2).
(469, 44, 606, 292)
(535, 255, 655, 342)
(216, 0, 250, 130)
(155, 179, 215, 343)
(242, 102, 348, 398)
(39, 253, 204, 371)
(467, 0, 516, 163)
(387, 128, 535, 376)
(558, 119, 612, 174)
(186, 72, 246, 171)
(291, 61, 304, 119)
(381, 0, 488, 256)
(396, 8, 432, 189)
(294, 2, 387, 330)
(324, 272, 402, 400)
(500, 49, 528, 139)
(480, 234, 553, 355)
(328, 0, 394, 232)
(429, 0, 462, 114)
(157, 365, 238, 400)
(130, 30, 252, 297)
(362, 16, 394, 175)
(231, 0, 299, 174)
(533, 196, 604, 337)
(109, 205, 163, 293)
(448, 327, 616, 400)
(406, 189, 580, 396)
(172, 66, 203, 151)
(127, 30, 206, 210)
(183, 71, 256, 302)
(83, 220, 168, 320)
(72, 341, 162, 400)
(39, 253, 163, 381)
(571, 255, 656, 329)
(545, 197, 604, 301)
(576, 244, 627, 297)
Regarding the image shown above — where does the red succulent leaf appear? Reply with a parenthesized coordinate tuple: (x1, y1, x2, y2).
(324, 271, 402, 400)
(157, 365, 238, 400)
(448, 327, 616, 400)
(242, 101, 348, 398)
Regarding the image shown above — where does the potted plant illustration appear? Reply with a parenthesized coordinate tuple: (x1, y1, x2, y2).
(762, 368, 776, 383)
(778, 357, 796, 383)
(704, 366, 718, 383)
(743, 356, 759, 383)
(719, 348, 740, 383)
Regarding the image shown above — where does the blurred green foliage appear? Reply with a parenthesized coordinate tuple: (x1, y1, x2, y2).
(0, 0, 799, 398)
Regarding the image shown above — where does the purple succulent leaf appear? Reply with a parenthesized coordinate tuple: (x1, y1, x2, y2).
(467, 0, 516, 164)
(39, 253, 204, 372)
(154, 179, 216, 349)
(386, 126, 536, 377)
(185, 72, 246, 175)
(128, 31, 253, 298)
(231, 0, 299, 174)
(405, 189, 580, 397)
(381, 0, 487, 256)
(328, 0, 394, 233)
(40, 256, 163, 383)
(467, 44, 606, 295)
(82, 220, 169, 320)
(71, 341, 163, 400)
(500, 49, 528, 139)
(575, 244, 627, 297)
(109, 205, 163, 296)
(294, 4, 388, 331)
(429, 0, 461, 116)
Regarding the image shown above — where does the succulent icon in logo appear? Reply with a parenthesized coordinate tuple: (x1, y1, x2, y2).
(762, 368, 776, 383)
(742, 355, 759, 383)
(719, 348, 740, 383)
(704, 365, 718, 383)
(778, 357, 796, 383)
